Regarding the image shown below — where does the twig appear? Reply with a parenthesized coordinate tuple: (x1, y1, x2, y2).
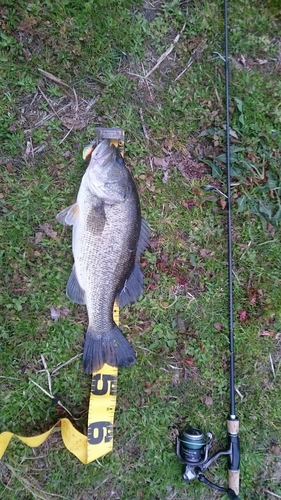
(41, 354, 52, 395)
(38, 68, 70, 89)
(135, 345, 154, 354)
(139, 108, 149, 140)
(168, 490, 178, 500)
(174, 57, 194, 82)
(214, 86, 223, 106)
(29, 378, 54, 399)
(29, 357, 79, 419)
(126, 70, 146, 78)
(34, 111, 55, 127)
(34, 102, 72, 127)
(29, 377, 76, 419)
(175, 40, 207, 82)
(37, 86, 61, 119)
(257, 239, 278, 246)
(232, 269, 241, 284)
(33, 144, 47, 155)
(269, 354, 276, 379)
(29, 91, 39, 108)
(59, 126, 73, 145)
(235, 386, 244, 399)
(86, 96, 98, 112)
(144, 23, 186, 79)
(141, 61, 155, 102)
(93, 478, 109, 491)
(264, 490, 281, 499)
(0, 376, 20, 381)
(72, 86, 79, 114)
(3, 462, 68, 499)
(51, 353, 82, 375)
(239, 241, 252, 260)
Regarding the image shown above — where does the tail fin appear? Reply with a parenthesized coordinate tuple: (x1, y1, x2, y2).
(83, 325, 136, 374)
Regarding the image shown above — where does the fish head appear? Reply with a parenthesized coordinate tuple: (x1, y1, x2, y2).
(85, 140, 129, 203)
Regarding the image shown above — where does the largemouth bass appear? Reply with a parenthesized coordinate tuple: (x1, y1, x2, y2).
(57, 139, 149, 374)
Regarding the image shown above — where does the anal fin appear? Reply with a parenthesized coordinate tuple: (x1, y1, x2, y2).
(116, 261, 144, 307)
(66, 266, 86, 305)
(137, 218, 150, 256)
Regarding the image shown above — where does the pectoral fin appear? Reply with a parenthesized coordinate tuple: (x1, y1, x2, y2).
(116, 261, 144, 307)
(56, 204, 79, 226)
(66, 266, 86, 305)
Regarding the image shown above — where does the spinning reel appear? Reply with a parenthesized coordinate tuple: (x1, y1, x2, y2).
(176, 427, 240, 499)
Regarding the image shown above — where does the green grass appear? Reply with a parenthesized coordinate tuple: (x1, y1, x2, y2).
(1, 0, 281, 499)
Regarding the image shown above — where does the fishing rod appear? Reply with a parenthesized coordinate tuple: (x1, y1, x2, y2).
(176, 1, 241, 498)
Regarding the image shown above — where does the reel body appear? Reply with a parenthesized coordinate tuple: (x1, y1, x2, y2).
(176, 427, 240, 500)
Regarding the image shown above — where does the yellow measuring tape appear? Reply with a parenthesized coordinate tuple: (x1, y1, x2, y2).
(0, 306, 119, 465)
(0, 129, 126, 464)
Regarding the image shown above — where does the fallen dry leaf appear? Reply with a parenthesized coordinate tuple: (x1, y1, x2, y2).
(201, 396, 213, 407)
(238, 309, 247, 322)
(50, 306, 70, 322)
(258, 330, 275, 337)
(39, 223, 57, 239)
(238, 53, 247, 66)
(162, 170, 169, 184)
(6, 162, 16, 173)
(214, 322, 223, 331)
(25, 140, 34, 157)
(200, 248, 214, 258)
(177, 317, 186, 334)
(34, 232, 43, 245)
(61, 116, 88, 130)
(220, 198, 227, 210)
(183, 357, 194, 366)
(182, 199, 197, 210)
(153, 157, 170, 168)
(267, 223, 275, 237)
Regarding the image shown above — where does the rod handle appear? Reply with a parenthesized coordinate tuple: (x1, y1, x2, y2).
(227, 418, 240, 495)
(228, 469, 240, 496)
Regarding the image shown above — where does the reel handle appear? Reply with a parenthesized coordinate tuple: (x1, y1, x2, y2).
(227, 419, 240, 495)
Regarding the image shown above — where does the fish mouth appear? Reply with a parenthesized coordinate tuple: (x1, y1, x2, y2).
(85, 139, 115, 167)
(93, 140, 115, 163)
